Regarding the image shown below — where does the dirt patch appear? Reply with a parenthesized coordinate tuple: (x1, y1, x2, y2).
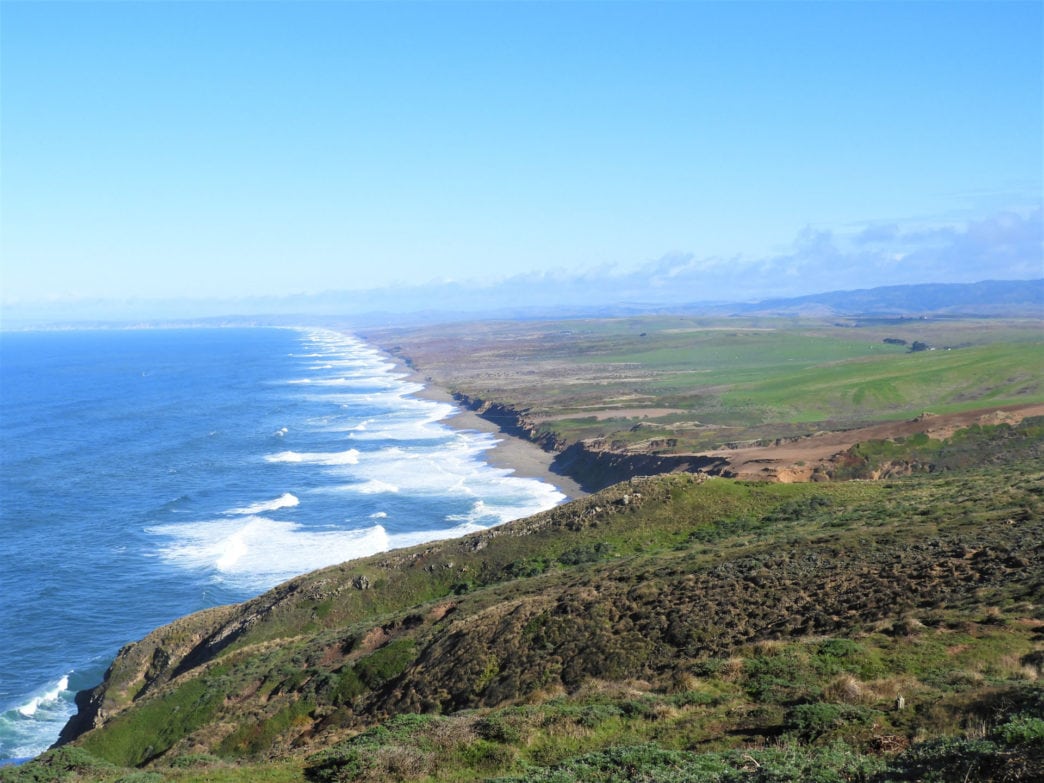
(537, 408, 686, 422)
(706, 403, 1044, 482)
(428, 602, 456, 622)
(358, 626, 390, 654)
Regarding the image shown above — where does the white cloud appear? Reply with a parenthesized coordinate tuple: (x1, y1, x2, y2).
(5, 208, 1039, 327)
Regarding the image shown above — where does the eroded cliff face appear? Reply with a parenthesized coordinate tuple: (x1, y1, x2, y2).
(453, 393, 729, 491)
(455, 394, 1044, 488)
(549, 441, 730, 491)
(452, 394, 566, 452)
(56, 605, 238, 744)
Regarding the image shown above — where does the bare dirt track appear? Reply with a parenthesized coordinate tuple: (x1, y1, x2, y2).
(706, 402, 1044, 481)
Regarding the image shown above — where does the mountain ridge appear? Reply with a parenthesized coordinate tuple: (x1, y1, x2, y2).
(5, 278, 1041, 331)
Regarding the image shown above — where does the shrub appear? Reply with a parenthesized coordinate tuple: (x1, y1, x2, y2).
(886, 737, 1012, 781)
(0, 747, 116, 782)
(355, 639, 417, 690)
(476, 714, 523, 743)
(557, 543, 613, 566)
(690, 658, 727, 677)
(219, 698, 316, 756)
(668, 689, 717, 708)
(305, 744, 369, 783)
(577, 703, 624, 728)
(995, 713, 1044, 747)
(458, 738, 516, 771)
(505, 558, 550, 578)
(743, 650, 812, 703)
(787, 702, 873, 742)
(166, 752, 224, 768)
(331, 667, 366, 704)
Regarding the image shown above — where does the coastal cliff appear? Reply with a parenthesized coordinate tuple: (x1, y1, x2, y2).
(453, 393, 730, 491)
(451, 393, 1044, 489)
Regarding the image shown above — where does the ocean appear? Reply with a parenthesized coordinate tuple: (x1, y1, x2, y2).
(0, 326, 565, 762)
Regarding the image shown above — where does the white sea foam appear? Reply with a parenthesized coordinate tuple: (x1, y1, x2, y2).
(344, 403, 457, 441)
(16, 676, 69, 718)
(286, 376, 396, 389)
(145, 327, 565, 593)
(148, 517, 401, 590)
(446, 500, 502, 525)
(265, 449, 360, 466)
(353, 384, 427, 404)
(311, 360, 397, 373)
(348, 479, 400, 494)
(327, 433, 566, 518)
(226, 493, 299, 515)
(0, 674, 76, 760)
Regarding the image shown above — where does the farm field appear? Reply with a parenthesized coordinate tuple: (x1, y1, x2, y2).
(364, 316, 1043, 482)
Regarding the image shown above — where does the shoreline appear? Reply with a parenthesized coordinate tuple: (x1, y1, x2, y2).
(415, 382, 587, 501)
(388, 360, 586, 501)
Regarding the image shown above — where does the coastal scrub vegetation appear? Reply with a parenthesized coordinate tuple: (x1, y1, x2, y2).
(5, 448, 1042, 782)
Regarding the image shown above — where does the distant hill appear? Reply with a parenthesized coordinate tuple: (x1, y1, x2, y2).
(4, 278, 1040, 331)
(730, 279, 1044, 317)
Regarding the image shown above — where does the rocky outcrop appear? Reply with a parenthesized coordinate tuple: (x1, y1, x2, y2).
(452, 394, 566, 451)
(55, 605, 238, 745)
(550, 441, 729, 493)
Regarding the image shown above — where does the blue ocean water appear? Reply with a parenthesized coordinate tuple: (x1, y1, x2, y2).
(0, 327, 564, 761)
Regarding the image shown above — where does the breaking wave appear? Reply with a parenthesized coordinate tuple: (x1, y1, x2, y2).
(0, 675, 75, 760)
(226, 493, 300, 515)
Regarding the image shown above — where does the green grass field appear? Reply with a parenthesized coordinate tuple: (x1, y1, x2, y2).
(367, 316, 1042, 450)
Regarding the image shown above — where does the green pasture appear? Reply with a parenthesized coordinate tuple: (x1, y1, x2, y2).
(573, 327, 906, 371)
(721, 342, 1043, 423)
(526, 329, 1042, 441)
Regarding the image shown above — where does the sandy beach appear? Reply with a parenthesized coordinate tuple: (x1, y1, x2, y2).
(412, 380, 586, 500)
(375, 350, 585, 500)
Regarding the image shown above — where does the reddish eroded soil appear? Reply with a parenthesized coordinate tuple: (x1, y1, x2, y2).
(705, 403, 1044, 482)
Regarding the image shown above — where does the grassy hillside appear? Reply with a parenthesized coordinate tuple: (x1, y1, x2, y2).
(6, 419, 1042, 782)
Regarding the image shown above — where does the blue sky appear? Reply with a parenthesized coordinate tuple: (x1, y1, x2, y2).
(1, 0, 1041, 318)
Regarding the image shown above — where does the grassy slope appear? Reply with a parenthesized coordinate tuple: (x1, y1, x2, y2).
(6, 425, 1043, 782)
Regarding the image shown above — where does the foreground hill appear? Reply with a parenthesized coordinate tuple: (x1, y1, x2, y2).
(7, 417, 1043, 782)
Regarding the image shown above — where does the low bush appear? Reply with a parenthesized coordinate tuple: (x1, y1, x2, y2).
(0, 747, 116, 782)
(994, 713, 1044, 747)
(885, 737, 1004, 782)
(355, 639, 416, 690)
(787, 702, 875, 742)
